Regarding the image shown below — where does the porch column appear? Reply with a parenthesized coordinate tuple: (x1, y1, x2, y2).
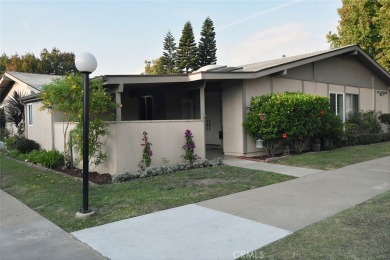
(200, 81, 206, 119)
(116, 83, 123, 121)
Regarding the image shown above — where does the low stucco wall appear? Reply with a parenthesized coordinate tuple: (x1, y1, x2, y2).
(94, 120, 206, 174)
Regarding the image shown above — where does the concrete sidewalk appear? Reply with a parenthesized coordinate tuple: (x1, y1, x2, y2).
(72, 157, 390, 260)
(0, 190, 107, 260)
(2, 157, 389, 260)
(223, 157, 323, 177)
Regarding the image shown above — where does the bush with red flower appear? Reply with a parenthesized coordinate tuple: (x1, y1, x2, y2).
(243, 92, 343, 156)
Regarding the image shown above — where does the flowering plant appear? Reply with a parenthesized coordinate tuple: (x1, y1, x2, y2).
(182, 129, 198, 164)
(139, 131, 152, 170)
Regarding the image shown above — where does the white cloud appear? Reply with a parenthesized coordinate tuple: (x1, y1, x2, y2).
(218, 22, 330, 66)
(217, 0, 303, 32)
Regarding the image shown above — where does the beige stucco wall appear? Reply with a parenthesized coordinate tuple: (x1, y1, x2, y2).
(303, 81, 328, 96)
(25, 102, 53, 150)
(222, 80, 245, 156)
(93, 120, 206, 174)
(273, 78, 302, 93)
(360, 88, 374, 111)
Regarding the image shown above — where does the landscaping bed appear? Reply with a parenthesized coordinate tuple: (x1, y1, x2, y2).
(56, 167, 112, 185)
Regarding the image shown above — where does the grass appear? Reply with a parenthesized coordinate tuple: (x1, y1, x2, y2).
(242, 190, 390, 259)
(271, 142, 390, 170)
(0, 152, 294, 232)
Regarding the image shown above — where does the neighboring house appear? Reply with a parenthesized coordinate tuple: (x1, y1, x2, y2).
(1, 45, 389, 175)
(0, 72, 62, 137)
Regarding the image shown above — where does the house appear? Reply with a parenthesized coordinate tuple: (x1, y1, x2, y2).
(1, 45, 389, 175)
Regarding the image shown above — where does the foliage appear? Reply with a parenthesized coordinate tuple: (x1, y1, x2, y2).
(0, 152, 293, 232)
(41, 74, 116, 167)
(345, 133, 390, 146)
(113, 158, 224, 183)
(0, 47, 76, 75)
(13, 136, 40, 154)
(197, 17, 217, 67)
(319, 112, 344, 150)
(161, 31, 178, 74)
(3, 91, 27, 136)
(243, 92, 342, 156)
(182, 129, 199, 164)
(345, 111, 382, 137)
(379, 113, 390, 126)
(326, 0, 390, 71)
(143, 57, 165, 75)
(176, 21, 198, 73)
(0, 128, 10, 142)
(138, 131, 153, 170)
(9, 149, 65, 169)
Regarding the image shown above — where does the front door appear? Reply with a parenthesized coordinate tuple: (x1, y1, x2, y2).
(205, 91, 221, 145)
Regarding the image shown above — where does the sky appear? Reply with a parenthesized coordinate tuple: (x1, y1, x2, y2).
(1, 0, 342, 77)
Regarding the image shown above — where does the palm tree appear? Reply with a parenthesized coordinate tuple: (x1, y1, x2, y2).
(4, 91, 26, 136)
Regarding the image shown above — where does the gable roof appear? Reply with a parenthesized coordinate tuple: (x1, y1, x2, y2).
(190, 45, 390, 84)
(0, 72, 62, 102)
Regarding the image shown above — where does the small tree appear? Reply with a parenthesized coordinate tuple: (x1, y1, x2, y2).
(198, 17, 217, 67)
(144, 57, 165, 75)
(41, 74, 116, 167)
(177, 21, 198, 73)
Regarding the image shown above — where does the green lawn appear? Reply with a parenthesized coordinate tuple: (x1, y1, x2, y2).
(0, 153, 293, 232)
(242, 190, 390, 259)
(271, 142, 390, 170)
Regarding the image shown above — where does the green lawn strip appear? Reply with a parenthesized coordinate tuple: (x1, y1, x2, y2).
(0, 153, 294, 232)
(271, 142, 390, 170)
(241, 190, 390, 260)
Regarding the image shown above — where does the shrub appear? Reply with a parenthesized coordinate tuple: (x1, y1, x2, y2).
(319, 112, 344, 150)
(14, 137, 40, 154)
(28, 149, 64, 169)
(0, 128, 10, 142)
(345, 111, 382, 136)
(243, 92, 342, 156)
(379, 113, 390, 126)
(7, 149, 64, 169)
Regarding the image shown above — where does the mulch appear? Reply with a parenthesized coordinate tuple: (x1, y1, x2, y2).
(56, 167, 112, 185)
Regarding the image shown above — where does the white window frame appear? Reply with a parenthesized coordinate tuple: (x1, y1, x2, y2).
(329, 92, 345, 122)
(27, 104, 33, 126)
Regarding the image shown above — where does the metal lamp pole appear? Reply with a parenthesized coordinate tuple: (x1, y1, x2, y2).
(75, 52, 97, 217)
(82, 72, 90, 213)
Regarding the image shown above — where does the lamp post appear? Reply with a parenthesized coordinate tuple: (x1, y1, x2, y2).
(75, 52, 97, 217)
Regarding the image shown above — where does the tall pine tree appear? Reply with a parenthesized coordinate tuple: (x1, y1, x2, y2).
(198, 17, 217, 67)
(161, 30, 177, 74)
(177, 21, 198, 74)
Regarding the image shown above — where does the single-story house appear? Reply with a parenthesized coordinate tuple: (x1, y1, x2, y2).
(1, 45, 389, 175)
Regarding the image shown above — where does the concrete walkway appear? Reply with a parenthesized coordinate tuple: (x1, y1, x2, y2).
(0, 190, 107, 260)
(2, 157, 390, 260)
(223, 157, 323, 177)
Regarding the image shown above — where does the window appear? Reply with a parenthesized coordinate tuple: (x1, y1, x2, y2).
(330, 93, 359, 121)
(330, 93, 344, 121)
(28, 104, 33, 126)
(345, 94, 359, 119)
